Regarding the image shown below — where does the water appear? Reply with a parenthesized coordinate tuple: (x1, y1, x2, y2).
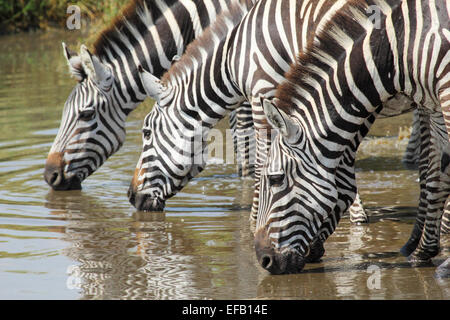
(0, 31, 448, 300)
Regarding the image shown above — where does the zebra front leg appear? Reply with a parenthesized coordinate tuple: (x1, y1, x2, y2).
(408, 113, 449, 263)
(400, 110, 430, 257)
(402, 109, 420, 169)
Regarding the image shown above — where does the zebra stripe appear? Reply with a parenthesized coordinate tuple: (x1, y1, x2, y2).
(130, 0, 436, 230)
(130, 0, 378, 216)
(255, 0, 449, 274)
(44, 0, 255, 191)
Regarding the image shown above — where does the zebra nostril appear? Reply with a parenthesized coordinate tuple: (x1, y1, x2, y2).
(45, 168, 62, 187)
(261, 254, 273, 270)
(49, 172, 59, 185)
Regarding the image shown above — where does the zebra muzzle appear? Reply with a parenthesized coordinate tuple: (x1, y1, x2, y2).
(254, 229, 306, 275)
(44, 152, 81, 190)
(129, 191, 166, 212)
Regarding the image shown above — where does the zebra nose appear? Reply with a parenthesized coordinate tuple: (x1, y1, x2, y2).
(260, 254, 274, 270)
(44, 152, 64, 188)
(44, 152, 81, 190)
(254, 229, 306, 274)
(131, 192, 165, 212)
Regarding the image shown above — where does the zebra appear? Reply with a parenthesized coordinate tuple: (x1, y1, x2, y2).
(130, 0, 376, 215)
(255, 0, 449, 274)
(129, 0, 449, 235)
(44, 0, 411, 225)
(43, 0, 256, 191)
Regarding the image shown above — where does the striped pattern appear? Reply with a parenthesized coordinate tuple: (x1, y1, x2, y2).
(129, 0, 375, 219)
(255, 0, 449, 274)
(44, 0, 256, 190)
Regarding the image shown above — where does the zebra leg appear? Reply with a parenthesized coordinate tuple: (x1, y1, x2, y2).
(348, 192, 369, 224)
(400, 110, 430, 257)
(408, 113, 449, 263)
(229, 102, 256, 177)
(402, 109, 420, 169)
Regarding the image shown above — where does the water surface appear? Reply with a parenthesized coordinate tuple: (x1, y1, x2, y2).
(0, 31, 448, 300)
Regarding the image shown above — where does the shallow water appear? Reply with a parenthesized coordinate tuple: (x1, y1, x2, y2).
(0, 31, 448, 300)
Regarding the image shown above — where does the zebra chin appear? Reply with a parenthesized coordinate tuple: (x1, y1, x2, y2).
(128, 190, 166, 212)
(254, 229, 306, 275)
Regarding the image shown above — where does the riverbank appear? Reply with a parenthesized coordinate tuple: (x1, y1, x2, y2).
(0, 0, 127, 35)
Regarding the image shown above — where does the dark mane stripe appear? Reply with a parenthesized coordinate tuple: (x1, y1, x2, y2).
(275, 0, 378, 115)
(160, 1, 251, 85)
(92, 0, 177, 58)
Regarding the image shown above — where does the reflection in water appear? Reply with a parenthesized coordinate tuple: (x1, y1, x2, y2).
(0, 31, 448, 300)
(44, 188, 260, 299)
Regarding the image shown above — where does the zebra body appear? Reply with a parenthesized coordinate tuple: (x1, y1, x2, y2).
(255, 0, 449, 274)
(44, 0, 256, 190)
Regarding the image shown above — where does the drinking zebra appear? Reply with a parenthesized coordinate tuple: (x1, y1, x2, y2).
(130, 0, 449, 235)
(255, 0, 449, 274)
(44, 0, 426, 225)
(130, 0, 372, 215)
(43, 0, 256, 191)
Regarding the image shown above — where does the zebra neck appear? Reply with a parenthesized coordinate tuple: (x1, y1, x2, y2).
(159, 2, 251, 127)
(92, 0, 236, 114)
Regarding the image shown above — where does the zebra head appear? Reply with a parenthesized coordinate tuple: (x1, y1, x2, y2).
(254, 97, 339, 274)
(127, 67, 206, 211)
(44, 43, 125, 190)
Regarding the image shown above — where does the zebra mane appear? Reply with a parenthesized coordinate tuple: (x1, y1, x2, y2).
(92, 0, 175, 58)
(275, 0, 393, 115)
(160, 1, 251, 85)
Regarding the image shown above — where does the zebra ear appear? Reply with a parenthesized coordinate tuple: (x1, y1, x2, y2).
(138, 66, 164, 102)
(79, 44, 112, 88)
(62, 42, 85, 82)
(262, 97, 299, 141)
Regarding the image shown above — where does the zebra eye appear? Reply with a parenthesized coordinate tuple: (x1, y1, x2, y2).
(268, 173, 285, 187)
(143, 129, 151, 141)
(78, 109, 95, 121)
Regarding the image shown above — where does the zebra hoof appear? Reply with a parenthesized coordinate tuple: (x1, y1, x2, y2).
(305, 239, 325, 263)
(400, 238, 420, 257)
(407, 248, 439, 266)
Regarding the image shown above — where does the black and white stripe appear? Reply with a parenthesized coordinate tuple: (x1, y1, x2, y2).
(44, 0, 256, 190)
(129, 0, 374, 216)
(255, 0, 449, 274)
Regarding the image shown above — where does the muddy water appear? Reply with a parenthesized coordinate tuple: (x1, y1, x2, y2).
(0, 31, 448, 300)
